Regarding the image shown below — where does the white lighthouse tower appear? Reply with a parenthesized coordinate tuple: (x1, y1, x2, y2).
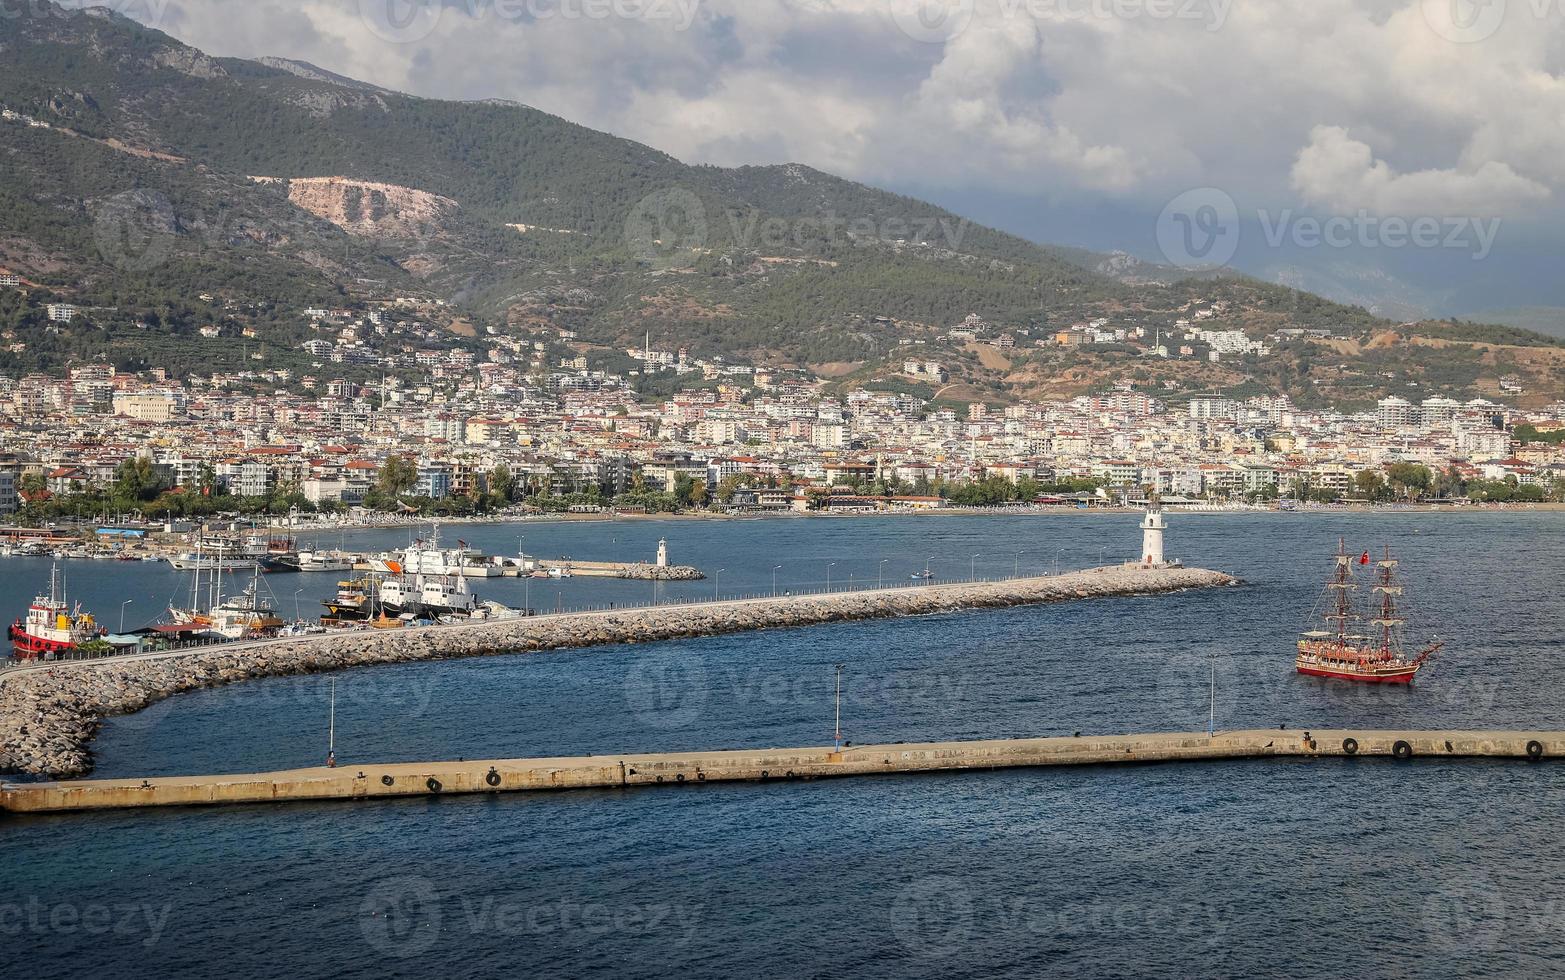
(656, 537, 669, 568)
(1140, 493, 1167, 566)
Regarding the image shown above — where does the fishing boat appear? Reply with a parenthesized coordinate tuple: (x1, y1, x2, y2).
(8, 565, 106, 660)
(1296, 540, 1443, 684)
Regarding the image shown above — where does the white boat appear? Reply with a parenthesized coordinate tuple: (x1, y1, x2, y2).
(167, 553, 258, 572)
(295, 551, 355, 573)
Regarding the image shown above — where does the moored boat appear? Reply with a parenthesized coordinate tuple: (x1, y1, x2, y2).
(8, 565, 106, 661)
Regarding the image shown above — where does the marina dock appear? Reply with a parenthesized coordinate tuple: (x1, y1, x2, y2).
(3, 729, 1556, 814)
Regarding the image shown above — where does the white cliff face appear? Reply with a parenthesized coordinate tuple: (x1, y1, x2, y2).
(0, 566, 1233, 778)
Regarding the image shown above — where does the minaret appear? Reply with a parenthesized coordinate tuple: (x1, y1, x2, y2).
(1141, 491, 1166, 566)
(656, 537, 669, 568)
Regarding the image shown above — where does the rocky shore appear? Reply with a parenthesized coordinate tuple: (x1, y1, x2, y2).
(0, 566, 1233, 778)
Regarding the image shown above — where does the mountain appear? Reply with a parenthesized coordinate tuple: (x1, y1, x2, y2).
(1, 2, 1562, 407)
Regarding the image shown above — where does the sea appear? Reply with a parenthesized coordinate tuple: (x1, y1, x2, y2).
(3, 511, 1563, 979)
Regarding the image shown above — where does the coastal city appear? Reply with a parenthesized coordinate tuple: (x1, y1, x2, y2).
(5, 3, 1565, 977)
(2, 302, 1562, 524)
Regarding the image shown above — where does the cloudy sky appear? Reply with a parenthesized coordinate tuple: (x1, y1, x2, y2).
(101, 0, 1565, 319)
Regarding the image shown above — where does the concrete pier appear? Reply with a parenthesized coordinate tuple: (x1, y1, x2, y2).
(0, 565, 1233, 779)
(3, 729, 1557, 814)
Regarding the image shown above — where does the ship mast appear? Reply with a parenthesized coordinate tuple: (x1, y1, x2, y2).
(1371, 545, 1405, 657)
(1327, 536, 1356, 646)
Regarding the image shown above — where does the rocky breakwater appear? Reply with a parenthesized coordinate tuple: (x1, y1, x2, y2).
(0, 565, 1233, 778)
(621, 563, 704, 581)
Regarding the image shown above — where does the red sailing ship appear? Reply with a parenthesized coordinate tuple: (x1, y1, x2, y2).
(1296, 540, 1442, 684)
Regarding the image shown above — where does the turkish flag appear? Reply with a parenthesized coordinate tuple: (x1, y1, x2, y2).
(1359, 551, 1371, 565)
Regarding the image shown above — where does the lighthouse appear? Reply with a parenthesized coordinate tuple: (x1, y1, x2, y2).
(1140, 493, 1167, 566)
(656, 537, 669, 568)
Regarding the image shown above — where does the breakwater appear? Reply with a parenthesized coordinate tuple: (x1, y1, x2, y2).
(0, 565, 1232, 778)
(3, 727, 1556, 814)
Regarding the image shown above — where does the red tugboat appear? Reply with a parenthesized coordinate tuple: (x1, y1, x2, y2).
(8, 565, 106, 661)
(1296, 541, 1443, 684)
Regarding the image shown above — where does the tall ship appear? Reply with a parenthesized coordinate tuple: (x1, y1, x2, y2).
(1296, 541, 1442, 684)
(168, 543, 286, 640)
(8, 565, 106, 660)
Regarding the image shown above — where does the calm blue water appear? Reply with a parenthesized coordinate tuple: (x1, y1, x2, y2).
(4, 513, 1564, 978)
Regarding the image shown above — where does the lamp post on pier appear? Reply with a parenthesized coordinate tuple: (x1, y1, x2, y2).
(970, 553, 981, 582)
(772, 565, 782, 597)
(878, 559, 888, 589)
(714, 568, 725, 601)
(833, 663, 845, 752)
(826, 562, 836, 592)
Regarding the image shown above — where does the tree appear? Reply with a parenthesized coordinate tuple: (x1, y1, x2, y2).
(1386, 462, 1433, 500)
(377, 455, 418, 498)
(1354, 470, 1390, 502)
(113, 457, 169, 502)
(487, 464, 516, 504)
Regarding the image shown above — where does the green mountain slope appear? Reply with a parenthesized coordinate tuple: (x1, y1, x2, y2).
(1, 2, 1561, 406)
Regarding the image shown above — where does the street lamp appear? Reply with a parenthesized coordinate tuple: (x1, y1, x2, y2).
(293, 589, 304, 623)
(826, 561, 837, 592)
(1014, 553, 1022, 578)
(714, 568, 725, 601)
(119, 599, 133, 634)
(970, 553, 981, 582)
(833, 663, 846, 751)
(772, 565, 783, 597)
(878, 559, 888, 589)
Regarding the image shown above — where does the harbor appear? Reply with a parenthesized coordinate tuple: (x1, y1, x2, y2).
(0, 562, 1233, 777)
(4, 728, 1556, 814)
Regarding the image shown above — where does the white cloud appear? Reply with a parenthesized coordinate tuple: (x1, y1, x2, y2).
(1291, 125, 1550, 216)
(124, 0, 1565, 227)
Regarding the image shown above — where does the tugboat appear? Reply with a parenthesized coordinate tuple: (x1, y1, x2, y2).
(1296, 540, 1443, 684)
(322, 575, 385, 623)
(8, 565, 106, 660)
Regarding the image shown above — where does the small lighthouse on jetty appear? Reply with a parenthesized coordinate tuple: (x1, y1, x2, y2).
(656, 537, 669, 568)
(1140, 493, 1168, 567)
